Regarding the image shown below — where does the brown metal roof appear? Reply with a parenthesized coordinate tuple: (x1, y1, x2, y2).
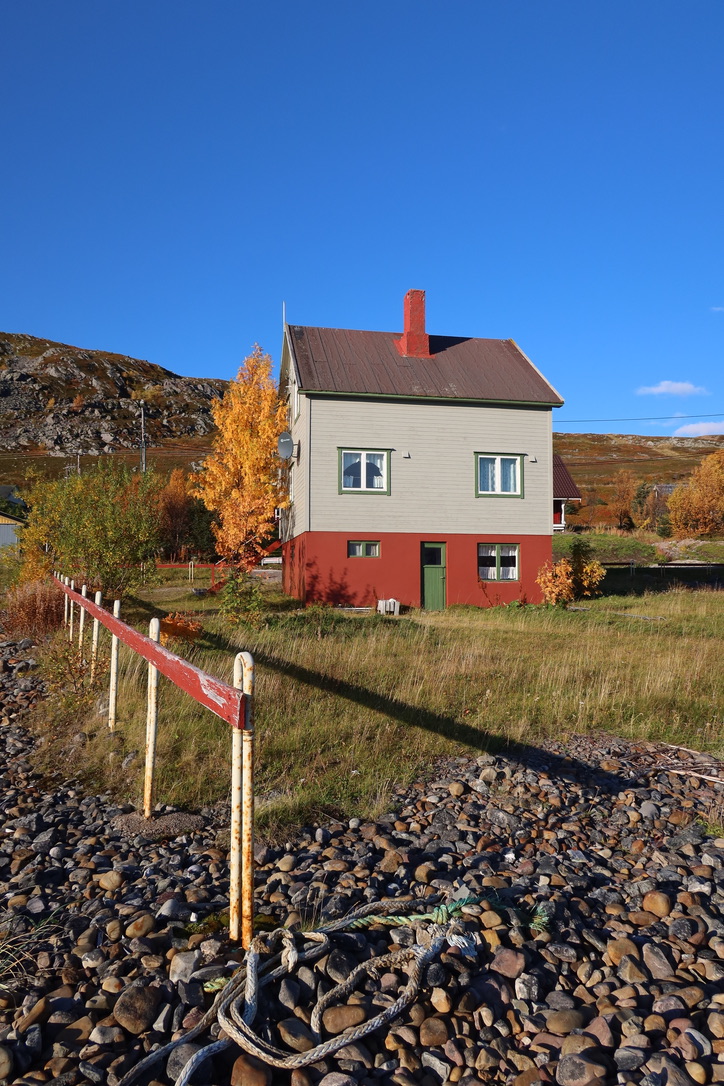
(288, 325, 563, 405)
(553, 455, 582, 500)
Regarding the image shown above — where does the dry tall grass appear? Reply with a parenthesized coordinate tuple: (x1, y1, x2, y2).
(1, 580, 65, 640)
(29, 585, 723, 836)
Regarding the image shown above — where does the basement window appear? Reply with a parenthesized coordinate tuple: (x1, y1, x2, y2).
(347, 541, 380, 558)
(478, 543, 519, 581)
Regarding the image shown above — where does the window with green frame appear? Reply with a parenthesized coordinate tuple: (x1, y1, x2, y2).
(339, 449, 390, 493)
(477, 543, 519, 581)
(475, 453, 523, 496)
(347, 541, 380, 558)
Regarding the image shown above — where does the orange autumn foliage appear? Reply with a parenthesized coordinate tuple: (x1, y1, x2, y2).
(158, 469, 193, 559)
(193, 345, 288, 569)
(668, 449, 724, 537)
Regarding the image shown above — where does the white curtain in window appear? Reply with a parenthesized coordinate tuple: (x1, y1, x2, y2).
(499, 544, 518, 579)
(343, 452, 362, 488)
(366, 452, 385, 489)
(478, 544, 497, 580)
(500, 458, 518, 493)
(479, 457, 496, 492)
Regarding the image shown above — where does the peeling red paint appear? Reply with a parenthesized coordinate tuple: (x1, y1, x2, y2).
(55, 576, 248, 729)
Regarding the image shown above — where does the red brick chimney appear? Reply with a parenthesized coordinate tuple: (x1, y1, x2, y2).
(395, 289, 432, 357)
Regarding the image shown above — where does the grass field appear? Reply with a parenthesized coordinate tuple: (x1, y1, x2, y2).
(31, 575, 724, 838)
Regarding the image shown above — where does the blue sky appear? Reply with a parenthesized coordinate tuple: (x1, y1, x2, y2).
(1, 2, 723, 436)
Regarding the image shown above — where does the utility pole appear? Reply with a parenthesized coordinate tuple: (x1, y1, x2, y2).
(139, 400, 146, 473)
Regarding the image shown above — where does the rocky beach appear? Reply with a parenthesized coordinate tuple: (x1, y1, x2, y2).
(0, 637, 723, 1086)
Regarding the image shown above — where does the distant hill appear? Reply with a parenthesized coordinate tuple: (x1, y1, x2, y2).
(553, 431, 724, 491)
(0, 332, 227, 457)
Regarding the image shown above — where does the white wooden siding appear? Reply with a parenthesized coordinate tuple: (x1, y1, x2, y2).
(305, 398, 553, 535)
(282, 388, 311, 540)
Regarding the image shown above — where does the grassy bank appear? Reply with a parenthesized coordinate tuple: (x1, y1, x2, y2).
(552, 533, 658, 565)
(29, 579, 724, 837)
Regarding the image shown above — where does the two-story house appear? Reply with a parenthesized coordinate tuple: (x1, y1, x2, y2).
(279, 290, 564, 608)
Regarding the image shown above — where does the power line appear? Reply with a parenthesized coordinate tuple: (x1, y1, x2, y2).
(557, 410, 724, 423)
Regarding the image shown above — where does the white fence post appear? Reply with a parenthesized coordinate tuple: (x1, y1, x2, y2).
(143, 617, 161, 819)
(90, 591, 102, 682)
(230, 651, 255, 946)
(63, 575, 69, 627)
(69, 580, 75, 641)
(78, 585, 87, 651)
(108, 600, 121, 731)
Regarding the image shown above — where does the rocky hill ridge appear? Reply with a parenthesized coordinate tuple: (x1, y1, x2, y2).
(0, 332, 227, 455)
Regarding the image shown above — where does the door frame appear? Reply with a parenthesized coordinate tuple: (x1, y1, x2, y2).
(420, 541, 447, 610)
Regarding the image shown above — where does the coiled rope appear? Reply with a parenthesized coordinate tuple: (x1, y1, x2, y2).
(118, 894, 482, 1086)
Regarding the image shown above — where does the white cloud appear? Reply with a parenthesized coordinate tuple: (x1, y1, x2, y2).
(636, 380, 709, 396)
(673, 421, 724, 436)
(711, 306, 724, 312)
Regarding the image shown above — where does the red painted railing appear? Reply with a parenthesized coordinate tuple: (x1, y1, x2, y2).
(53, 573, 255, 945)
(55, 576, 247, 729)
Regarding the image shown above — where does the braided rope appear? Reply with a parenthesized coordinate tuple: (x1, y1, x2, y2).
(119, 893, 482, 1086)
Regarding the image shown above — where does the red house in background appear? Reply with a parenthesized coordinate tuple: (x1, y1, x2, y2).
(553, 455, 582, 531)
(279, 291, 565, 609)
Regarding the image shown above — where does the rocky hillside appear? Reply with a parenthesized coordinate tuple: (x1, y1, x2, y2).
(553, 432, 724, 490)
(0, 332, 227, 455)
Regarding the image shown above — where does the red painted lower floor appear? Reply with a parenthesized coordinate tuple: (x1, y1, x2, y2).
(282, 532, 553, 608)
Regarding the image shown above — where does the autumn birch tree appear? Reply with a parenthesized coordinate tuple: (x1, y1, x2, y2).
(669, 449, 724, 536)
(194, 345, 288, 568)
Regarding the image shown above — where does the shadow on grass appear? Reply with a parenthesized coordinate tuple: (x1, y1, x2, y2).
(202, 628, 636, 798)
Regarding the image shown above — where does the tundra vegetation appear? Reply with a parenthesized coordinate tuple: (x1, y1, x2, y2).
(25, 570, 724, 838)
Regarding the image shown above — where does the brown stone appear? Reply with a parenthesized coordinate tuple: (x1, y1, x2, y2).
(55, 1015, 94, 1044)
(430, 987, 452, 1014)
(321, 1004, 367, 1034)
(547, 1010, 586, 1035)
(419, 1016, 449, 1047)
(490, 948, 526, 979)
(583, 1016, 615, 1048)
(98, 870, 124, 892)
(618, 956, 649, 984)
(708, 1012, 724, 1039)
(16, 997, 49, 1033)
(607, 938, 638, 965)
(277, 1018, 315, 1053)
(113, 984, 161, 1034)
(627, 910, 658, 927)
(641, 890, 671, 917)
(561, 1036, 599, 1056)
(414, 862, 437, 884)
(555, 1053, 608, 1086)
(124, 913, 154, 939)
(230, 1052, 272, 1086)
(677, 986, 706, 1009)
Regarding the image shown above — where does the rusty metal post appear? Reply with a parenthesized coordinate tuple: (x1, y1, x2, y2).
(78, 585, 87, 650)
(108, 600, 121, 731)
(230, 652, 254, 946)
(69, 580, 75, 641)
(143, 617, 161, 819)
(90, 590, 102, 682)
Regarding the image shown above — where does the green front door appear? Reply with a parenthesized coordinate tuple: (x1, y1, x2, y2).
(421, 542, 446, 610)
